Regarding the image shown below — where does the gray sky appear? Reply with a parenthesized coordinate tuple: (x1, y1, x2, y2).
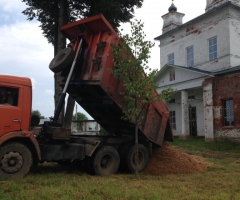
(0, 0, 205, 118)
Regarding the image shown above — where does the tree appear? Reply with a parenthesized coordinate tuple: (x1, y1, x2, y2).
(22, 0, 143, 48)
(72, 112, 88, 131)
(72, 112, 88, 121)
(110, 20, 174, 175)
(22, 0, 143, 126)
(32, 110, 45, 119)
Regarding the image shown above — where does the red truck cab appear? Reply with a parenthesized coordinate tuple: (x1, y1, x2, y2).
(0, 75, 40, 179)
(0, 75, 32, 136)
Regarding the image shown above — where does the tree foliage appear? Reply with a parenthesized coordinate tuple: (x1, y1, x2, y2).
(32, 110, 45, 119)
(22, 0, 143, 45)
(72, 112, 88, 121)
(111, 20, 174, 125)
(111, 20, 175, 175)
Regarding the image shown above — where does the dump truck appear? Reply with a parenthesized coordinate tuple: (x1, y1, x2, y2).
(0, 14, 173, 179)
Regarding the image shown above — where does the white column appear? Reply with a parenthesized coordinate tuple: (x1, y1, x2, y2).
(203, 82, 214, 141)
(181, 90, 189, 136)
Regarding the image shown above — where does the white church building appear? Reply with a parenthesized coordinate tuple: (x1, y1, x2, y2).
(154, 0, 240, 141)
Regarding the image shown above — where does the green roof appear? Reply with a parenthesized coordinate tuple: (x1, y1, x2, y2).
(166, 64, 214, 76)
(155, 64, 240, 80)
(214, 65, 240, 75)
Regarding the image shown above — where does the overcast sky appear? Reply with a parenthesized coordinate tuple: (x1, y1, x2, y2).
(0, 0, 205, 118)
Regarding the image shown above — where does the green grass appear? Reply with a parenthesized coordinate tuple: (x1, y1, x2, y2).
(169, 136, 240, 154)
(1, 161, 240, 200)
(1, 138, 240, 200)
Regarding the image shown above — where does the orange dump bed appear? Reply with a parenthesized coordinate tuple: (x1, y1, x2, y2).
(60, 14, 173, 146)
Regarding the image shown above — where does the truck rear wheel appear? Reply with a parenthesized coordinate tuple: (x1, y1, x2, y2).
(0, 142, 33, 180)
(92, 146, 120, 176)
(49, 47, 75, 73)
(125, 144, 149, 173)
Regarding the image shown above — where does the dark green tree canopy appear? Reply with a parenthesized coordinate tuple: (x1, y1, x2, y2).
(72, 112, 88, 120)
(32, 110, 45, 119)
(22, 0, 143, 44)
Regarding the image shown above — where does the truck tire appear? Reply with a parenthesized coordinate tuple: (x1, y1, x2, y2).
(0, 142, 33, 180)
(125, 144, 149, 173)
(49, 47, 75, 73)
(92, 146, 120, 176)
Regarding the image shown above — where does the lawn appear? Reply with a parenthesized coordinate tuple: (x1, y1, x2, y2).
(170, 136, 240, 154)
(1, 137, 240, 200)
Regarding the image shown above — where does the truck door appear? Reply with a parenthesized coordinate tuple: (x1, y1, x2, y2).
(0, 86, 21, 137)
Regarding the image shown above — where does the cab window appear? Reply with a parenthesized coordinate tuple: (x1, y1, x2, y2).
(0, 87, 19, 106)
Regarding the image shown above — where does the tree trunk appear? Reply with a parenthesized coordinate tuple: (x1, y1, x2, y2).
(134, 97, 139, 176)
(53, 0, 59, 56)
(88, 0, 96, 16)
(54, 0, 66, 123)
(58, 0, 76, 127)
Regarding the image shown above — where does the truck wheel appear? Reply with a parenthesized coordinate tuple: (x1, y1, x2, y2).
(92, 146, 120, 176)
(49, 47, 75, 73)
(0, 142, 33, 180)
(126, 144, 149, 173)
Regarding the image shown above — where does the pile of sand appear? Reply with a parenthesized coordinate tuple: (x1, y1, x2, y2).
(143, 143, 211, 175)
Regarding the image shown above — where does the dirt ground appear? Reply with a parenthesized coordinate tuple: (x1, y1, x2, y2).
(143, 142, 212, 175)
